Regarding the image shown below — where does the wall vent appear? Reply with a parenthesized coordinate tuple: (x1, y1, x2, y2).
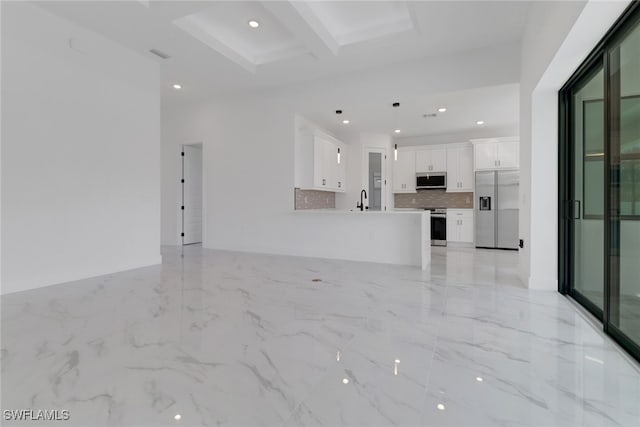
(149, 49, 170, 59)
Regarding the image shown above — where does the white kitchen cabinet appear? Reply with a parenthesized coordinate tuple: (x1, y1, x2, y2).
(447, 209, 474, 243)
(496, 141, 519, 169)
(313, 137, 327, 188)
(297, 129, 346, 193)
(415, 148, 446, 173)
(392, 149, 416, 193)
(323, 138, 339, 190)
(473, 140, 519, 171)
(446, 145, 474, 192)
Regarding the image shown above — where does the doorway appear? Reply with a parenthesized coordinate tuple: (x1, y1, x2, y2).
(559, 2, 640, 362)
(181, 144, 203, 245)
(364, 148, 387, 211)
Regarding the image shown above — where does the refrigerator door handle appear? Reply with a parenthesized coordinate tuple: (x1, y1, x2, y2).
(573, 200, 581, 220)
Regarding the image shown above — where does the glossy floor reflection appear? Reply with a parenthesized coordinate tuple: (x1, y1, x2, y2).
(2, 246, 639, 426)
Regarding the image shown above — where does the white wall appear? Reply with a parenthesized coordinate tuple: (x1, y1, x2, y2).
(1, 2, 161, 294)
(519, 0, 631, 290)
(161, 43, 520, 255)
(395, 128, 518, 147)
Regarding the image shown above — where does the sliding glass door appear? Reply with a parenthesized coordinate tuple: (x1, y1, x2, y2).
(608, 14, 640, 350)
(560, 2, 640, 362)
(570, 65, 605, 315)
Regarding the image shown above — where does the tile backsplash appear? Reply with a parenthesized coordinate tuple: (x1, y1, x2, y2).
(294, 188, 336, 210)
(394, 190, 474, 209)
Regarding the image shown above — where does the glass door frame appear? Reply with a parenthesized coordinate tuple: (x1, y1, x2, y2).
(559, 0, 640, 362)
(559, 59, 605, 321)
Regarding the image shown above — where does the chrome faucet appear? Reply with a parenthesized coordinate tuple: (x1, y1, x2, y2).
(357, 189, 368, 211)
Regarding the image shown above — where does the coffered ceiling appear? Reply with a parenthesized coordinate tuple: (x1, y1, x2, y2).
(32, 1, 533, 105)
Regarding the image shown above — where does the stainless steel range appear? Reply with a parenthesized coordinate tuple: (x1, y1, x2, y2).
(425, 208, 447, 246)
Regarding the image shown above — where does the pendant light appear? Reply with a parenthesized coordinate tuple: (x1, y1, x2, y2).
(335, 109, 345, 164)
(393, 102, 400, 161)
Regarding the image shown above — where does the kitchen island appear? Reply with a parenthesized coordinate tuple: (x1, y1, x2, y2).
(291, 209, 430, 270)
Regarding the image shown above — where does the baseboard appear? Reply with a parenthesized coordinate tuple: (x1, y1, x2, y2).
(527, 275, 558, 291)
(0, 254, 162, 296)
(446, 242, 474, 248)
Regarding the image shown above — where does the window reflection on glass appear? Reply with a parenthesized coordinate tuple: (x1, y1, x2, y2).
(619, 97, 640, 217)
(583, 100, 605, 218)
(572, 67, 605, 311)
(612, 18, 640, 349)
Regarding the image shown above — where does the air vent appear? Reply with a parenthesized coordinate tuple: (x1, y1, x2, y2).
(149, 49, 170, 59)
(423, 113, 437, 118)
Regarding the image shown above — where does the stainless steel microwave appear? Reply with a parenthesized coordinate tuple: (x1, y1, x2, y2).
(416, 173, 446, 189)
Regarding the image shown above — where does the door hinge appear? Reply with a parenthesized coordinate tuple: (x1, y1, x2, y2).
(181, 206, 184, 210)
(384, 179, 387, 185)
(181, 179, 184, 183)
(181, 232, 184, 237)
(181, 152, 184, 156)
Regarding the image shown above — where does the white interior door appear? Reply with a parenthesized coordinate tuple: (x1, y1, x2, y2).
(182, 144, 203, 245)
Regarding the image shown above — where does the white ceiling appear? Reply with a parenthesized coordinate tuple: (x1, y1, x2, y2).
(305, 83, 520, 139)
(33, 0, 532, 106)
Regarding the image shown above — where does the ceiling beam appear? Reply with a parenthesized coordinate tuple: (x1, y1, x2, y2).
(173, 16, 256, 74)
(261, 1, 339, 59)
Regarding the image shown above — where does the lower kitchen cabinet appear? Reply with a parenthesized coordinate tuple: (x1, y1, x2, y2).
(447, 209, 474, 243)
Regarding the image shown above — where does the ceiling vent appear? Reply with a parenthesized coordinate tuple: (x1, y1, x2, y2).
(423, 113, 437, 118)
(149, 49, 171, 59)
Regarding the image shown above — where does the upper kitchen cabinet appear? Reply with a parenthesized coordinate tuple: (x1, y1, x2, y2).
(392, 148, 416, 193)
(296, 128, 346, 193)
(472, 138, 519, 171)
(415, 147, 447, 173)
(446, 145, 474, 192)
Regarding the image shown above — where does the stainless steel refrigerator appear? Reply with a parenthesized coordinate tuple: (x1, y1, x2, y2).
(475, 171, 519, 249)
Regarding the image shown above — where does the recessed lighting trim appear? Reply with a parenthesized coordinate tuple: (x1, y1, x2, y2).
(174, 414, 182, 421)
(476, 376, 483, 382)
(394, 129, 401, 134)
(476, 120, 485, 125)
(438, 107, 447, 113)
(248, 20, 260, 28)
(342, 119, 350, 124)
(173, 84, 182, 90)
(437, 403, 446, 411)
(342, 378, 349, 384)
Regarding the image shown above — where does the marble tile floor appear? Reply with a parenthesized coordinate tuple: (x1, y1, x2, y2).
(1, 245, 639, 426)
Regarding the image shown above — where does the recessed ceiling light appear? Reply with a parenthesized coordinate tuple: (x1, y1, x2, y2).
(173, 84, 182, 90)
(342, 378, 349, 384)
(394, 359, 401, 363)
(248, 20, 260, 28)
(437, 403, 446, 411)
(394, 129, 401, 134)
(342, 119, 350, 124)
(438, 107, 447, 113)
(174, 414, 182, 421)
(476, 376, 483, 382)
(476, 120, 485, 125)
